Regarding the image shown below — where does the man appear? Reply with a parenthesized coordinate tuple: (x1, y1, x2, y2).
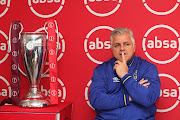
(89, 27, 161, 120)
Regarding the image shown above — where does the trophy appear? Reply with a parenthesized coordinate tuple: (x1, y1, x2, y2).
(18, 32, 50, 107)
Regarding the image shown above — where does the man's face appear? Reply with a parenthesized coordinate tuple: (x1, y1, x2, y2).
(111, 33, 135, 62)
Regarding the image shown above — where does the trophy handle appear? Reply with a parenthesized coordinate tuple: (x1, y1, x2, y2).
(8, 22, 23, 53)
(44, 22, 48, 40)
(18, 23, 24, 40)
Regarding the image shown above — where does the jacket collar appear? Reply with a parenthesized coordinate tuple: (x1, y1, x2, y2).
(127, 55, 136, 67)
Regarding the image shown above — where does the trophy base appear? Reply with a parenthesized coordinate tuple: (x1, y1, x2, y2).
(19, 90, 50, 107)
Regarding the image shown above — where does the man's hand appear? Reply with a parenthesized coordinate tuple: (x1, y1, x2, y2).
(129, 78, 150, 102)
(129, 96, 133, 102)
(113, 53, 128, 78)
(138, 78, 150, 88)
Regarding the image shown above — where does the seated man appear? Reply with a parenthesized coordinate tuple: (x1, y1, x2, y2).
(89, 27, 161, 120)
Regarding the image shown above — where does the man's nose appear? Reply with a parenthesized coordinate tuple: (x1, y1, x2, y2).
(120, 45, 125, 51)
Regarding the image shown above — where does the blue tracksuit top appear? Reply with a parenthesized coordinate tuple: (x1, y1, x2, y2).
(89, 55, 161, 120)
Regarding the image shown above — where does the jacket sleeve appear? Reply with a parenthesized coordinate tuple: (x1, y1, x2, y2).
(121, 64, 161, 108)
(89, 66, 130, 110)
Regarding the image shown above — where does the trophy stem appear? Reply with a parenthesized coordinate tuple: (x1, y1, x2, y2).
(30, 87, 38, 93)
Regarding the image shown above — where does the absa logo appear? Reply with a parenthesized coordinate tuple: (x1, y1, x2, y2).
(84, 26, 114, 64)
(156, 73, 180, 112)
(142, 0, 179, 15)
(85, 80, 94, 109)
(0, 75, 11, 101)
(28, 0, 65, 18)
(84, 0, 122, 17)
(142, 24, 180, 64)
(0, 30, 10, 64)
(41, 74, 66, 102)
(0, 0, 10, 18)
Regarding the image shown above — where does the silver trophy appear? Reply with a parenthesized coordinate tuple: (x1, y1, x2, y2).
(18, 32, 50, 107)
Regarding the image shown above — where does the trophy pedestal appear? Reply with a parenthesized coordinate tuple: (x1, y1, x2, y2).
(0, 102, 72, 120)
(19, 88, 50, 107)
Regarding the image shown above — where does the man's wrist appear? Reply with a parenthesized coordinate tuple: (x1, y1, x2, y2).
(119, 72, 128, 79)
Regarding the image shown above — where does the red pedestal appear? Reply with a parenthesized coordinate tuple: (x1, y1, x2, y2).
(0, 102, 72, 120)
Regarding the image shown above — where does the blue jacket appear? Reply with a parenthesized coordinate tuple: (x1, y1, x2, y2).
(89, 55, 161, 120)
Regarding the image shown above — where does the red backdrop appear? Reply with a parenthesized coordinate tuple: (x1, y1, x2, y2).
(0, 0, 180, 120)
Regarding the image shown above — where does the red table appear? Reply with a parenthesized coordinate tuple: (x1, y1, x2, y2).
(0, 102, 72, 120)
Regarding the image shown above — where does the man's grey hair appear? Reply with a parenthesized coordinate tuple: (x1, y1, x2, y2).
(110, 27, 135, 47)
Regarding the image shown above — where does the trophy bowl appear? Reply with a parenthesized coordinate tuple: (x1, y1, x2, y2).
(18, 32, 50, 107)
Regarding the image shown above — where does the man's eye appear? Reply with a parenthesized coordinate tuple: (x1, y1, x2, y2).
(124, 43, 130, 46)
(115, 44, 120, 47)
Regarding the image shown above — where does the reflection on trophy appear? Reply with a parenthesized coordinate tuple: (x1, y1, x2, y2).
(18, 32, 50, 107)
